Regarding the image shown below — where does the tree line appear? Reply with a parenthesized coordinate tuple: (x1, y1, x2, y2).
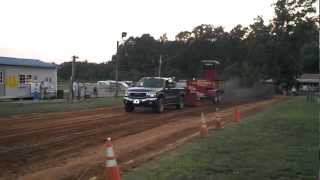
(58, 0, 319, 88)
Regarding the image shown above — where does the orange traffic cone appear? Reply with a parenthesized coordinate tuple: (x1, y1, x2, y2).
(234, 106, 240, 123)
(105, 137, 121, 180)
(214, 111, 223, 129)
(200, 112, 208, 137)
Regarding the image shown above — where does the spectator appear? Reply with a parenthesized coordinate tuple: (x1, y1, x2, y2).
(73, 81, 79, 100)
(77, 82, 81, 100)
(40, 81, 45, 99)
(84, 85, 87, 99)
(93, 86, 98, 98)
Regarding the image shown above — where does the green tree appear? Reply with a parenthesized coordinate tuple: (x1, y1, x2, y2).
(270, 0, 318, 88)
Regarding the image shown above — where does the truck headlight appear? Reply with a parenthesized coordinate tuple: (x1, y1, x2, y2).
(147, 92, 157, 98)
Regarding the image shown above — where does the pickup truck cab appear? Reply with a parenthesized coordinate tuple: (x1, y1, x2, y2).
(123, 77, 185, 113)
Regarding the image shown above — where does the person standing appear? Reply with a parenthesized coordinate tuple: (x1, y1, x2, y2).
(40, 81, 44, 100)
(84, 85, 87, 99)
(93, 86, 98, 98)
(73, 81, 78, 100)
(77, 82, 81, 100)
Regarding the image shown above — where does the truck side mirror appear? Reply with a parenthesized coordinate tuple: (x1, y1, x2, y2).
(166, 81, 175, 89)
(165, 80, 169, 88)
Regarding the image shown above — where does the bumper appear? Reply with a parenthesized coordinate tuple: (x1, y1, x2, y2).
(123, 97, 158, 107)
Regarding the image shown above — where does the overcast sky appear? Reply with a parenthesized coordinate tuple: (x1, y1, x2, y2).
(0, 0, 287, 64)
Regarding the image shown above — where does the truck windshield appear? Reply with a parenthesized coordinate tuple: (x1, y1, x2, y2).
(137, 78, 165, 88)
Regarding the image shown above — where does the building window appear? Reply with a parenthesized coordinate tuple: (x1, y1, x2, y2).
(19, 75, 26, 84)
(0, 72, 3, 84)
(34, 75, 38, 81)
(49, 77, 52, 83)
(45, 77, 49, 82)
(26, 75, 32, 83)
(19, 74, 32, 84)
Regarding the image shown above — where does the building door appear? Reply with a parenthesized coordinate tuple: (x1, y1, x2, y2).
(0, 71, 4, 96)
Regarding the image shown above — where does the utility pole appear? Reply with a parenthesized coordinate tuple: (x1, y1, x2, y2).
(115, 41, 119, 97)
(70, 55, 78, 100)
(158, 54, 162, 77)
(115, 32, 127, 97)
(158, 33, 167, 77)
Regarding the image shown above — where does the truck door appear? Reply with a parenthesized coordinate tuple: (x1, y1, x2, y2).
(164, 81, 177, 104)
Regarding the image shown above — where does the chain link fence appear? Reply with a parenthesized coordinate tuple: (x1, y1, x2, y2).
(306, 90, 320, 103)
(57, 82, 127, 99)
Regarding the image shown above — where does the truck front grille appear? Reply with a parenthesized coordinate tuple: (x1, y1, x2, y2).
(129, 92, 146, 99)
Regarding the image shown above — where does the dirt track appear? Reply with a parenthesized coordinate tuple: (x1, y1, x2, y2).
(0, 97, 284, 180)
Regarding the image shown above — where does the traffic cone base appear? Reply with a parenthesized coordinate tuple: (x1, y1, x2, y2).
(215, 119, 223, 129)
(106, 167, 121, 180)
(214, 113, 224, 129)
(200, 112, 208, 137)
(105, 138, 121, 180)
(200, 124, 208, 137)
(234, 107, 241, 123)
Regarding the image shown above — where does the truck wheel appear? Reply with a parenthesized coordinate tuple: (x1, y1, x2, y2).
(176, 97, 184, 109)
(212, 95, 220, 104)
(156, 98, 164, 113)
(217, 95, 222, 103)
(125, 104, 134, 112)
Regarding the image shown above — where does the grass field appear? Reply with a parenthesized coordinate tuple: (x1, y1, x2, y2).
(123, 97, 319, 180)
(0, 97, 122, 117)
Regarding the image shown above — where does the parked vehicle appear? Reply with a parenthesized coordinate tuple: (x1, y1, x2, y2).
(97, 80, 128, 90)
(123, 77, 185, 113)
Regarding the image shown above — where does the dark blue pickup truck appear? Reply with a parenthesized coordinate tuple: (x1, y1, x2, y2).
(123, 77, 185, 113)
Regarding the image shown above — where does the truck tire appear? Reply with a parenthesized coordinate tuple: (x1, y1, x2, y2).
(155, 98, 165, 113)
(218, 95, 222, 102)
(212, 94, 221, 104)
(125, 104, 134, 112)
(176, 97, 184, 109)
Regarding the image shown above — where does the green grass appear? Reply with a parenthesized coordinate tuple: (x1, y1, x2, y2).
(0, 97, 122, 117)
(123, 98, 319, 180)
